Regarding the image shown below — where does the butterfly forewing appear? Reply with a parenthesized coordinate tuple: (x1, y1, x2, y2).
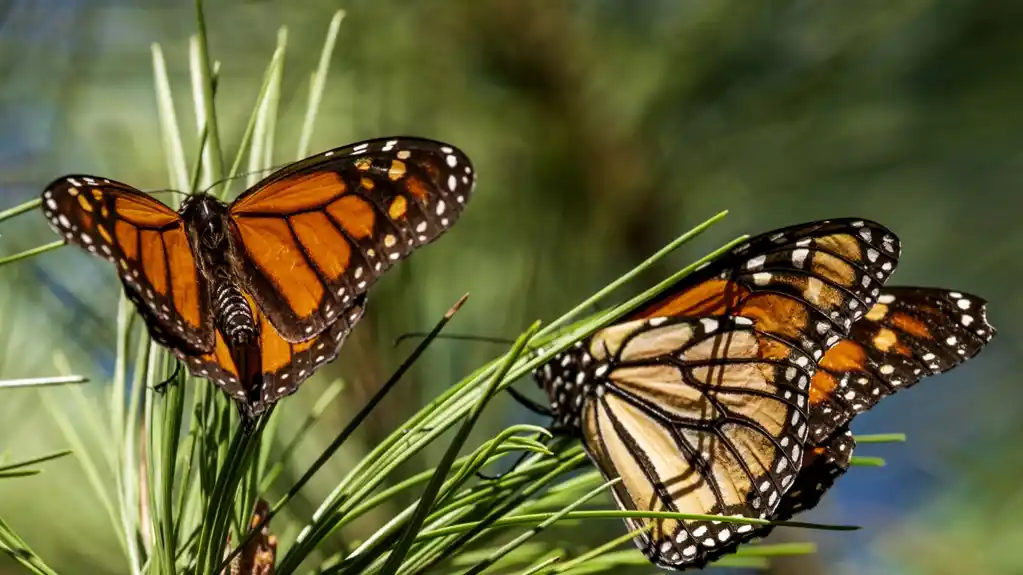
(808, 287, 995, 442)
(41, 176, 215, 354)
(759, 286, 994, 529)
(636, 218, 901, 363)
(228, 137, 475, 342)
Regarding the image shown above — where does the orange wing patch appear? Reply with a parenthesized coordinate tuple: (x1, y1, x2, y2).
(115, 220, 139, 260)
(165, 227, 201, 328)
(234, 217, 325, 319)
(231, 172, 347, 214)
(259, 312, 292, 373)
(405, 176, 431, 204)
(327, 195, 376, 239)
(115, 195, 179, 227)
(291, 212, 352, 280)
(635, 279, 744, 319)
(212, 330, 239, 376)
(388, 196, 408, 220)
(140, 230, 168, 295)
(889, 312, 931, 339)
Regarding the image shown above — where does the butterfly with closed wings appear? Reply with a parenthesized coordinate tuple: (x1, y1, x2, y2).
(41, 137, 475, 419)
(532, 218, 902, 569)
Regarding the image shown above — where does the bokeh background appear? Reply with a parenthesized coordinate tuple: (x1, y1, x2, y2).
(1, 1, 1021, 573)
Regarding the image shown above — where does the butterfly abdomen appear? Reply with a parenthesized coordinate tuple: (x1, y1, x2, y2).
(213, 281, 258, 341)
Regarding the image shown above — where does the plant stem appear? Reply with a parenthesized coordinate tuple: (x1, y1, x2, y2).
(0, 198, 41, 224)
(0, 241, 65, 267)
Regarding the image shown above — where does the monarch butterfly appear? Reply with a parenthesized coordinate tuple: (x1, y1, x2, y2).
(769, 286, 995, 525)
(532, 218, 902, 569)
(41, 137, 475, 419)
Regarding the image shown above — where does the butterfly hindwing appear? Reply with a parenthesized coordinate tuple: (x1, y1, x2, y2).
(177, 294, 367, 417)
(773, 426, 854, 522)
(41, 176, 215, 354)
(228, 137, 475, 342)
(561, 315, 811, 569)
(808, 287, 995, 442)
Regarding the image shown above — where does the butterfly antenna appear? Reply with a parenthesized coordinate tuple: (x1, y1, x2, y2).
(148, 188, 191, 198)
(505, 386, 553, 418)
(393, 332, 516, 348)
(198, 159, 298, 196)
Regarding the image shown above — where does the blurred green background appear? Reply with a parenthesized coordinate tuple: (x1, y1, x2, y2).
(1, 0, 1020, 573)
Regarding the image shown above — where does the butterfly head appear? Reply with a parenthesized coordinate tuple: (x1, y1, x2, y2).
(180, 193, 231, 250)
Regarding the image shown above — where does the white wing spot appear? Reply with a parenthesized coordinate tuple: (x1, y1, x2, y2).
(791, 248, 809, 268)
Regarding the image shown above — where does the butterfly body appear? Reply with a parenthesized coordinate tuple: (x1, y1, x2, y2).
(42, 137, 475, 417)
(178, 193, 264, 406)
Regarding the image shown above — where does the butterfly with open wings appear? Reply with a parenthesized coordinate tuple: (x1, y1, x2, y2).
(530, 218, 994, 570)
(42, 137, 475, 419)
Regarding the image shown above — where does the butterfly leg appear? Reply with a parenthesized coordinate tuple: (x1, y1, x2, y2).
(505, 386, 554, 417)
(151, 360, 182, 394)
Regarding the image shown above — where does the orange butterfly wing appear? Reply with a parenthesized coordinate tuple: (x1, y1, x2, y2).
(41, 176, 214, 354)
(228, 137, 474, 342)
(808, 287, 995, 443)
(178, 293, 366, 416)
(756, 286, 995, 535)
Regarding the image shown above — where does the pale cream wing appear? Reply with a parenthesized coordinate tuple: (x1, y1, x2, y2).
(580, 315, 810, 569)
